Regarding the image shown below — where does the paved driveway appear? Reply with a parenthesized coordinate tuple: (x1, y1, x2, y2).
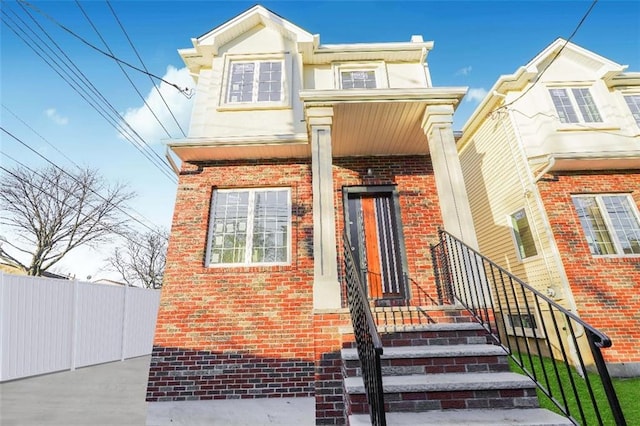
(0, 356, 150, 426)
(0, 356, 314, 426)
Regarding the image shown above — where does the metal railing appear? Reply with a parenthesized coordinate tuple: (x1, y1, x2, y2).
(343, 233, 386, 426)
(431, 229, 626, 426)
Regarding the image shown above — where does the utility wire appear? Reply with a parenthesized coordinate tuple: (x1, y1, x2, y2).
(1, 126, 166, 238)
(1, 105, 174, 232)
(2, 4, 178, 183)
(18, 0, 193, 98)
(106, 0, 187, 137)
(10, 1, 176, 178)
(492, 0, 599, 114)
(75, 0, 174, 140)
(0, 163, 160, 258)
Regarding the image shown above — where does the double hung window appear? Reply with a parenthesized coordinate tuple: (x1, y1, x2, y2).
(227, 61, 283, 104)
(572, 194, 640, 256)
(624, 95, 640, 127)
(549, 88, 602, 124)
(510, 209, 538, 260)
(208, 188, 291, 266)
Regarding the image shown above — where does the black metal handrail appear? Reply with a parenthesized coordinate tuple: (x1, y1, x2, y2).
(343, 233, 386, 426)
(431, 229, 626, 426)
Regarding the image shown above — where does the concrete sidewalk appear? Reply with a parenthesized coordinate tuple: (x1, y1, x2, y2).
(0, 355, 314, 425)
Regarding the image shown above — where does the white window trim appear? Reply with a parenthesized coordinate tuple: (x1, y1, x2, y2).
(508, 208, 539, 262)
(572, 193, 640, 257)
(547, 84, 605, 127)
(332, 61, 388, 90)
(205, 187, 292, 267)
(503, 313, 546, 339)
(218, 53, 292, 111)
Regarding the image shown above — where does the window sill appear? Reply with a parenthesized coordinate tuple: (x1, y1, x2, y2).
(217, 103, 291, 112)
(556, 124, 621, 132)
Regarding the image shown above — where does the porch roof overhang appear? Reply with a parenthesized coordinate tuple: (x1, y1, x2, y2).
(168, 87, 466, 163)
(300, 87, 467, 157)
(531, 151, 640, 178)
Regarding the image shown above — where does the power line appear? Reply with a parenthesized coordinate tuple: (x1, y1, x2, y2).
(2, 3, 178, 183)
(492, 0, 599, 114)
(18, 0, 193, 99)
(1, 105, 177, 233)
(106, 0, 187, 138)
(0, 163, 162, 266)
(75, 0, 174, 140)
(1, 126, 167, 238)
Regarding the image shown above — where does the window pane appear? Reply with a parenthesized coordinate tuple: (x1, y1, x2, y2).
(572, 88, 602, 123)
(549, 89, 578, 123)
(602, 196, 640, 254)
(341, 70, 376, 90)
(252, 190, 289, 263)
(572, 197, 616, 255)
(625, 95, 640, 127)
(211, 191, 250, 263)
(510, 209, 537, 259)
(228, 63, 255, 103)
(257, 61, 282, 102)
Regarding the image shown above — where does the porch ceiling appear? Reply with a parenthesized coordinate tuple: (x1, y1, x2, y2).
(332, 101, 428, 157)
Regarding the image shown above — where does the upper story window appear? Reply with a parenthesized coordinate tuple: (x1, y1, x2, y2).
(227, 60, 283, 104)
(341, 70, 377, 89)
(549, 88, 602, 124)
(572, 194, 640, 256)
(207, 188, 291, 266)
(333, 61, 387, 90)
(624, 95, 640, 127)
(509, 208, 537, 260)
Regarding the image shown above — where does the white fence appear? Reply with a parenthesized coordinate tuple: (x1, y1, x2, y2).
(0, 273, 160, 382)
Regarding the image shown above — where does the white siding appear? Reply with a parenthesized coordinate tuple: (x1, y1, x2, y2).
(459, 114, 563, 293)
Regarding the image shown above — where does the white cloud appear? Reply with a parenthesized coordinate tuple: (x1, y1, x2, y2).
(466, 87, 488, 103)
(455, 66, 472, 76)
(45, 108, 69, 125)
(119, 66, 194, 145)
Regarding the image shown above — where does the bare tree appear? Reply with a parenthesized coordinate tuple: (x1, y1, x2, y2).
(0, 165, 134, 276)
(107, 228, 168, 289)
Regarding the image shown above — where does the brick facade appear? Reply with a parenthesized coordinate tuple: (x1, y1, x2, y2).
(148, 159, 317, 401)
(537, 171, 640, 369)
(147, 155, 444, 423)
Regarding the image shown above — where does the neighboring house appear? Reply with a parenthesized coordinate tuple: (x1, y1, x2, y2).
(147, 5, 476, 422)
(458, 39, 640, 377)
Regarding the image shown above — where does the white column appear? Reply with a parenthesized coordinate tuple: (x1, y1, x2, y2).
(422, 104, 478, 249)
(308, 107, 341, 309)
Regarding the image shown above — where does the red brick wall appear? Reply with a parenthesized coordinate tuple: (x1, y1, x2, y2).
(333, 156, 444, 306)
(537, 171, 640, 365)
(148, 159, 316, 401)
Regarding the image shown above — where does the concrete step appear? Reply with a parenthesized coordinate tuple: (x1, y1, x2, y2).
(342, 344, 510, 376)
(342, 322, 493, 349)
(349, 408, 573, 425)
(346, 372, 539, 413)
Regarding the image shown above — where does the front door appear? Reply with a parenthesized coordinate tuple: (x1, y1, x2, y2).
(345, 187, 407, 301)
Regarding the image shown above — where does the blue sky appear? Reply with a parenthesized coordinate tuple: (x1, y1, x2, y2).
(1, 0, 639, 280)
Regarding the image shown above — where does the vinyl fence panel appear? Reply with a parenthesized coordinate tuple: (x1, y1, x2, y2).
(0, 273, 160, 382)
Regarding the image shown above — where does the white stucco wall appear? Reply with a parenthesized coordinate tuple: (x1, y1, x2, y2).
(507, 54, 639, 160)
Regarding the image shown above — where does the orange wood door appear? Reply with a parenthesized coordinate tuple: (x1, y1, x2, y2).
(361, 195, 383, 298)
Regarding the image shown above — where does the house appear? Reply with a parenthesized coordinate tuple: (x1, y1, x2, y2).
(457, 39, 640, 378)
(146, 4, 480, 423)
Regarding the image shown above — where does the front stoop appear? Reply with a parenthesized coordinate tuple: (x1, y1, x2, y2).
(342, 307, 572, 426)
